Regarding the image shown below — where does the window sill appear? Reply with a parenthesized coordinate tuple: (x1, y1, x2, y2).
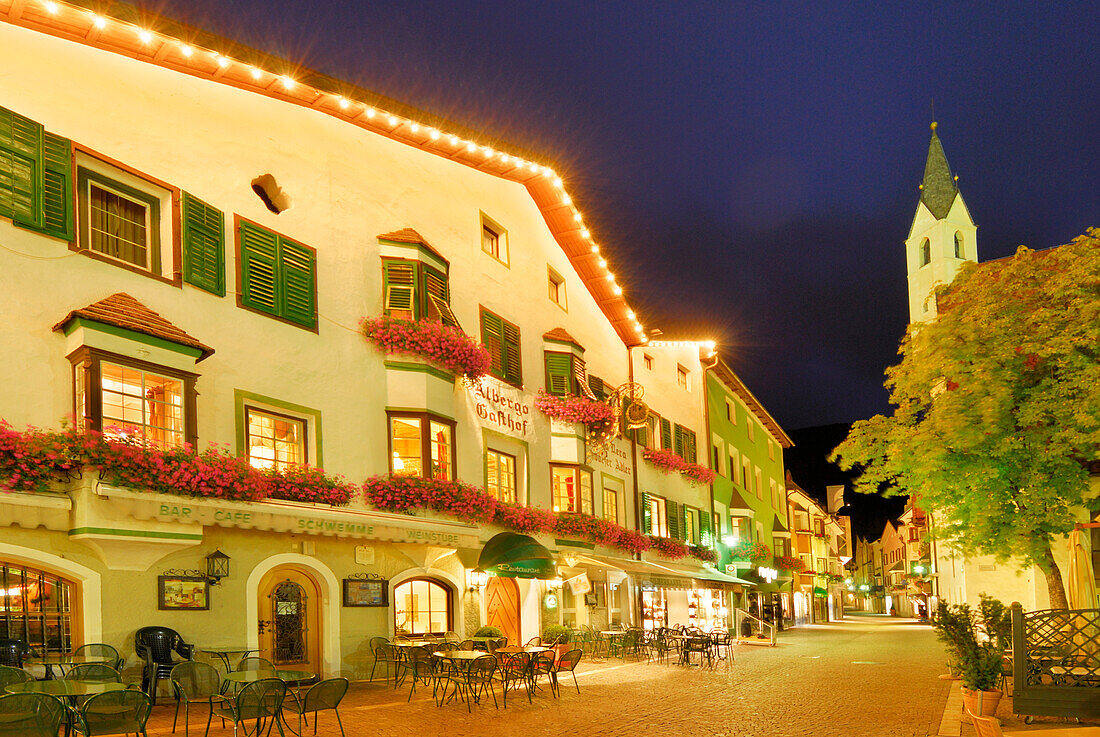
(71, 246, 183, 288)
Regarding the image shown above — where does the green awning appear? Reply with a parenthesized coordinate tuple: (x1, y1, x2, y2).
(813, 586, 828, 596)
(477, 532, 555, 579)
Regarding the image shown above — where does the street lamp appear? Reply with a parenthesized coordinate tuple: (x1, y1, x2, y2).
(468, 570, 489, 593)
(205, 550, 230, 585)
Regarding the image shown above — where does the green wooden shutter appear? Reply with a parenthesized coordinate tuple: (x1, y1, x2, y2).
(279, 237, 316, 328)
(667, 500, 681, 540)
(699, 510, 712, 545)
(502, 319, 522, 384)
(641, 491, 651, 535)
(37, 133, 72, 240)
(587, 375, 606, 400)
(480, 309, 504, 376)
(544, 352, 572, 395)
(660, 418, 672, 450)
(0, 106, 44, 229)
(674, 425, 684, 457)
(572, 356, 591, 397)
(683, 429, 697, 463)
(239, 221, 279, 316)
(382, 260, 417, 318)
(181, 192, 224, 295)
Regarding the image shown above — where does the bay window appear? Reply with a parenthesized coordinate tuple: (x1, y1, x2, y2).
(70, 347, 196, 448)
(388, 411, 455, 480)
(551, 464, 592, 514)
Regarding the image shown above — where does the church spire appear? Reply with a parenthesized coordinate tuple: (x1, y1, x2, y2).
(919, 121, 959, 219)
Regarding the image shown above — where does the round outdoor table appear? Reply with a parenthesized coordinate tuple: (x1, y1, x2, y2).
(24, 654, 113, 680)
(4, 680, 129, 698)
(196, 647, 254, 674)
(222, 669, 316, 686)
(5, 680, 130, 734)
(432, 650, 484, 661)
(392, 640, 438, 649)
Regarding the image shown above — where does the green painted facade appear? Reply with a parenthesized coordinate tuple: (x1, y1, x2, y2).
(705, 371, 787, 570)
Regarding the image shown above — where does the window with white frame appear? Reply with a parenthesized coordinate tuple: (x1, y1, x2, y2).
(725, 398, 736, 423)
(754, 467, 763, 499)
(547, 266, 566, 310)
(247, 407, 306, 471)
(683, 507, 698, 545)
(742, 458, 752, 489)
(647, 494, 668, 537)
(747, 420, 755, 442)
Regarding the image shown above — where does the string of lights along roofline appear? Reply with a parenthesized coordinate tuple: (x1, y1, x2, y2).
(20, 0, 653, 344)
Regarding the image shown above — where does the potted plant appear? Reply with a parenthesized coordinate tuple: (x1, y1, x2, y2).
(932, 596, 1009, 718)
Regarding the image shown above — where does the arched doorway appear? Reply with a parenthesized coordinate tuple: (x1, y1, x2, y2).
(0, 560, 80, 654)
(484, 576, 520, 645)
(393, 578, 453, 635)
(257, 566, 322, 676)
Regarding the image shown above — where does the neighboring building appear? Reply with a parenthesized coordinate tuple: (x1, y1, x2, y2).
(704, 358, 793, 628)
(785, 478, 851, 624)
(851, 536, 886, 614)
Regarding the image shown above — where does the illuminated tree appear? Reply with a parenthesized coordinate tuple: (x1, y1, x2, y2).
(833, 230, 1100, 609)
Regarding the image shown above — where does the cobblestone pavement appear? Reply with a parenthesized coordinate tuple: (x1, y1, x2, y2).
(145, 612, 950, 737)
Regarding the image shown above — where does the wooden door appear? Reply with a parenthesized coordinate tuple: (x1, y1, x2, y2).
(257, 567, 321, 676)
(484, 576, 521, 646)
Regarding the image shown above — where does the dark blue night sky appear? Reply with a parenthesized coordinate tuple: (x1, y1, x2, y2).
(148, 1, 1098, 430)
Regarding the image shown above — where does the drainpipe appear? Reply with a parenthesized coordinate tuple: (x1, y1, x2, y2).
(700, 351, 720, 621)
(627, 345, 643, 627)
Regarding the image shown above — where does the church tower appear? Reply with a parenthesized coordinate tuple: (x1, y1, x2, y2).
(905, 122, 978, 323)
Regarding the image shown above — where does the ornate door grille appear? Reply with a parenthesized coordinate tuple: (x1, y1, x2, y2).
(270, 580, 307, 665)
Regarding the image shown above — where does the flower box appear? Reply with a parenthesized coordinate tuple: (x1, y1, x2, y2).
(641, 447, 717, 486)
(361, 316, 492, 380)
(534, 391, 614, 427)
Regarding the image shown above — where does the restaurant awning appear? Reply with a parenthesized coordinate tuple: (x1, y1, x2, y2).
(649, 559, 752, 588)
(477, 532, 555, 579)
(813, 586, 828, 596)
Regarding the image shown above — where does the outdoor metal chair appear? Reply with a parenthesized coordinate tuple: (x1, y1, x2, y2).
(443, 631, 461, 643)
(0, 665, 31, 691)
(135, 626, 194, 706)
(74, 643, 123, 672)
(402, 647, 435, 702)
(493, 651, 531, 708)
(459, 655, 497, 712)
(171, 661, 223, 737)
(283, 677, 348, 737)
(0, 640, 30, 669)
(369, 643, 399, 685)
(553, 649, 583, 694)
(0, 692, 67, 737)
(524, 636, 542, 647)
(458, 639, 475, 651)
(236, 657, 275, 673)
(530, 651, 558, 698)
(72, 689, 153, 737)
(65, 663, 122, 683)
(205, 678, 286, 737)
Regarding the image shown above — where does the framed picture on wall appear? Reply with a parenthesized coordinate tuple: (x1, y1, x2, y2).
(584, 592, 598, 606)
(343, 578, 388, 607)
(158, 576, 210, 610)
